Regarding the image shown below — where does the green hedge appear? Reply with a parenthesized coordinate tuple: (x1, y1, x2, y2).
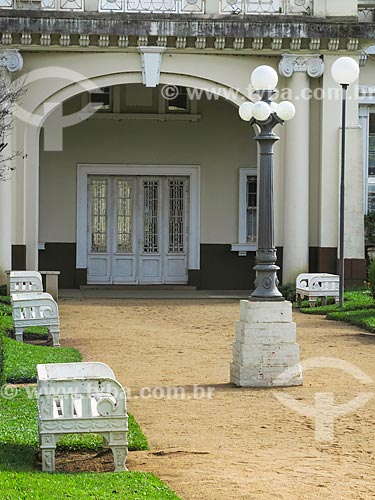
(327, 308, 375, 333)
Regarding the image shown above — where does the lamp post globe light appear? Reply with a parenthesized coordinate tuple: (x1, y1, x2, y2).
(239, 64, 295, 301)
(331, 57, 360, 308)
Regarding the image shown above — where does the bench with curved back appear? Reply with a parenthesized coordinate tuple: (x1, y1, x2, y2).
(37, 362, 128, 472)
(296, 273, 339, 308)
(11, 291, 60, 346)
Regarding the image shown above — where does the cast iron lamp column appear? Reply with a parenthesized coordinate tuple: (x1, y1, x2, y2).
(331, 57, 360, 308)
(239, 65, 296, 301)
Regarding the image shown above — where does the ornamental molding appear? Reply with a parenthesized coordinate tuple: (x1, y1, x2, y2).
(0, 49, 23, 73)
(0, 33, 363, 53)
(279, 54, 324, 79)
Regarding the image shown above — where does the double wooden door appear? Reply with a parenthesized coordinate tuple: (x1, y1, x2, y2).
(87, 175, 189, 284)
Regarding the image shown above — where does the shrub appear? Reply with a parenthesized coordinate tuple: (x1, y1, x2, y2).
(368, 259, 375, 299)
(0, 303, 11, 316)
(0, 296, 10, 305)
(278, 282, 296, 302)
(365, 212, 375, 246)
(0, 331, 4, 387)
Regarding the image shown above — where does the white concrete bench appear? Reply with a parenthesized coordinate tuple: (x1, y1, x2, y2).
(9, 271, 43, 294)
(6, 270, 60, 301)
(37, 362, 128, 472)
(11, 292, 60, 346)
(296, 273, 339, 307)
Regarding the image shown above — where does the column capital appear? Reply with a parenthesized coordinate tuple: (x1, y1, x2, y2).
(0, 49, 23, 73)
(279, 54, 324, 79)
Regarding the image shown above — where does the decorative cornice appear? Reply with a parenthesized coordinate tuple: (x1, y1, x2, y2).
(0, 49, 23, 72)
(279, 54, 324, 78)
(0, 35, 362, 53)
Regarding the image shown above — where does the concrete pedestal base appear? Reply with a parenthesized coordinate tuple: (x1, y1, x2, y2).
(230, 300, 303, 387)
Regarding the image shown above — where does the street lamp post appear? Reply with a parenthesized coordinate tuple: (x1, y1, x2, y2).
(230, 66, 302, 387)
(230, 64, 302, 387)
(331, 57, 360, 308)
(239, 65, 295, 301)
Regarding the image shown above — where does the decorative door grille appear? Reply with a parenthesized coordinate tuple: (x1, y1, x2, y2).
(143, 180, 159, 253)
(168, 179, 185, 253)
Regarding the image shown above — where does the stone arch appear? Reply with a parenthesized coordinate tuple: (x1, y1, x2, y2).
(19, 66, 251, 269)
(33, 72, 248, 127)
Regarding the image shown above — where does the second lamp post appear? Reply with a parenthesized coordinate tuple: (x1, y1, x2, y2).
(331, 57, 360, 308)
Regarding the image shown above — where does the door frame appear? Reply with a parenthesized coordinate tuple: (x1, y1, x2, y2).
(76, 164, 200, 276)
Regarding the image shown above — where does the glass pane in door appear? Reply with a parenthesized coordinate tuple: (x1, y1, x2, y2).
(90, 178, 108, 253)
(246, 176, 257, 243)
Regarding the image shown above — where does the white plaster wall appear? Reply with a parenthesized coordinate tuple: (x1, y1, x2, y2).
(359, 62, 375, 85)
(39, 91, 260, 245)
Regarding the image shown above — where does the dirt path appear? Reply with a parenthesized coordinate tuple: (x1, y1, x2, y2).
(60, 299, 375, 500)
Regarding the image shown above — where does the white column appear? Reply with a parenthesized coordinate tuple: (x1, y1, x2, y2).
(279, 54, 324, 283)
(0, 165, 12, 281)
(24, 124, 39, 270)
(359, 105, 369, 214)
(0, 50, 23, 282)
(0, 73, 12, 281)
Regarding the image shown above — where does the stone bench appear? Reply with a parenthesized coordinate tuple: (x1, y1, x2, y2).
(6, 270, 60, 301)
(11, 292, 60, 346)
(9, 271, 43, 294)
(37, 362, 128, 472)
(296, 273, 339, 308)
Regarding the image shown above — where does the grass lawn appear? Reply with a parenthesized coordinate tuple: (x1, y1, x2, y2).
(0, 471, 180, 500)
(0, 295, 181, 499)
(0, 387, 148, 453)
(0, 389, 178, 500)
(0, 300, 82, 383)
(3, 335, 82, 384)
(300, 289, 375, 334)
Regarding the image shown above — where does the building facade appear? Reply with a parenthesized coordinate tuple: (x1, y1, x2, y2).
(0, 0, 374, 288)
